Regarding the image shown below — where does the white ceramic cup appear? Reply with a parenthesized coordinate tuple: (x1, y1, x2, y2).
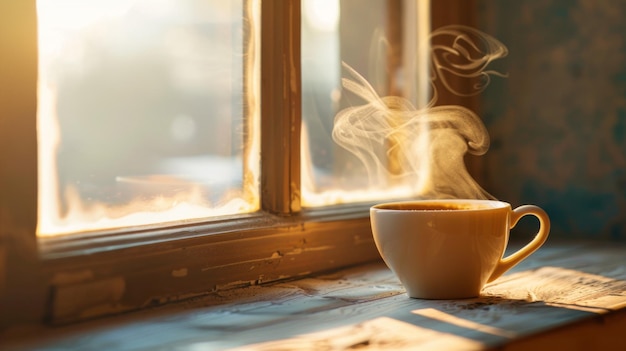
(370, 199, 550, 299)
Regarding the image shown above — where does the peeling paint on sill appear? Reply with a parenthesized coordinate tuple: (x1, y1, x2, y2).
(217, 280, 257, 291)
(143, 291, 210, 308)
(201, 256, 281, 272)
(52, 276, 126, 321)
(200, 244, 335, 273)
(171, 268, 188, 278)
(284, 245, 335, 255)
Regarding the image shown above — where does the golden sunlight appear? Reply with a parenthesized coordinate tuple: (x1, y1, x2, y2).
(301, 22, 508, 207)
(300, 1, 434, 208)
(36, 0, 260, 236)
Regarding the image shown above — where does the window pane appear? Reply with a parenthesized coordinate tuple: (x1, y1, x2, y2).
(37, 0, 260, 236)
(301, 0, 431, 206)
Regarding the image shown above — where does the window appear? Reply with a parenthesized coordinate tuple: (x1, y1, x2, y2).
(34, 0, 432, 237)
(301, 0, 432, 206)
(2, 0, 479, 327)
(37, 0, 259, 236)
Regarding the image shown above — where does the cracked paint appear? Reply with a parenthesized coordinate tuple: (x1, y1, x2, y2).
(171, 268, 188, 278)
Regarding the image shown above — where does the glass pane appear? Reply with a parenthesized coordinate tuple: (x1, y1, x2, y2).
(301, 0, 431, 206)
(37, 0, 260, 236)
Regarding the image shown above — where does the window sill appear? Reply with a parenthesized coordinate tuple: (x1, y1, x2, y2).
(2, 239, 626, 350)
(37, 204, 380, 324)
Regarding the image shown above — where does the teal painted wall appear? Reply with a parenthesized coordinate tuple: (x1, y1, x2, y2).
(478, 1, 626, 238)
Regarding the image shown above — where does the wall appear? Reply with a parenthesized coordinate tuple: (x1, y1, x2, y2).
(478, 0, 626, 239)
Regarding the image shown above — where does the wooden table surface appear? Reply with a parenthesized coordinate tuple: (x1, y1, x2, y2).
(2, 239, 626, 350)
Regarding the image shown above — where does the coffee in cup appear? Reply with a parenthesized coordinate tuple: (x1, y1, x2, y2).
(370, 199, 550, 299)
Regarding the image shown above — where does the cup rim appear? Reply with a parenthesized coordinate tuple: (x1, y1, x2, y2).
(371, 199, 509, 212)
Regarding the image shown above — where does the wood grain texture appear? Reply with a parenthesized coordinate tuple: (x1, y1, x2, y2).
(260, 0, 302, 214)
(41, 215, 380, 325)
(0, 1, 45, 329)
(2, 240, 625, 350)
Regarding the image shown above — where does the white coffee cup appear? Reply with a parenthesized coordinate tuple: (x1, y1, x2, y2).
(370, 199, 550, 299)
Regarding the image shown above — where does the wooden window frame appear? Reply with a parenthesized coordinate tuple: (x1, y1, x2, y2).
(0, 0, 476, 328)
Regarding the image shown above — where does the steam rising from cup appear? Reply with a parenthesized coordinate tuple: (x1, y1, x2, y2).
(332, 25, 508, 200)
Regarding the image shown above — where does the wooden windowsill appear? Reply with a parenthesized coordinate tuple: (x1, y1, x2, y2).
(2, 239, 625, 350)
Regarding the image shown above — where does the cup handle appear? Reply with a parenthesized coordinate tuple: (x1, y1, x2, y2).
(487, 205, 551, 283)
